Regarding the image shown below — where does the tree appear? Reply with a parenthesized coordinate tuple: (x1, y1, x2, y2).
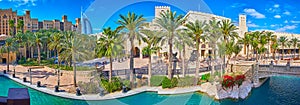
(239, 32, 251, 60)
(176, 30, 193, 77)
(48, 32, 63, 65)
(1, 37, 18, 72)
(96, 27, 123, 82)
(219, 20, 238, 43)
(8, 20, 15, 36)
(117, 12, 146, 87)
(298, 43, 300, 58)
(140, 29, 162, 85)
(185, 20, 207, 84)
(265, 32, 274, 60)
(291, 38, 298, 58)
(33, 32, 44, 64)
(14, 31, 26, 59)
(17, 19, 24, 33)
(155, 10, 185, 79)
(278, 36, 288, 60)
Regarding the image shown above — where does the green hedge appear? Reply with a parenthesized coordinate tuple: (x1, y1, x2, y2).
(150, 76, 166, 86)
(162, 77, 178, 89)
(177, 76, 194, 87)
(201, 73, 210, 81)
(100, 77, 122, 93)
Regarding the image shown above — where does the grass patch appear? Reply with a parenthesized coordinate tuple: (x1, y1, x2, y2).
(150, 75, 166, 86)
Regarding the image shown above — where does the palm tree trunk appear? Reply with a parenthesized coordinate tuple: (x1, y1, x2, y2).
(182, 44, 186, 77)
(148, 54, 152, 86)
(72, 51, 77, 87)
(246, 45, 249, 60)
(37, 45, 41, 65)
(195, 41, 200, 85)
(24, 45, 27, 60)
(282, 46, 284, 60)
(31, 47, 34, 58)
(168, 39, 173, 79)
(109, 56, 112, 82)
(7, 48, 10, 71)
(211, 48, 215, 75)
(57, 50, 60, 66)
(294, 46, 296, 58)
(130, 37, 135, 88)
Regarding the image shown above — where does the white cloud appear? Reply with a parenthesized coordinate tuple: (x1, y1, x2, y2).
(275, 25, 297, 32)
(274, 4, 280, 8)
(231, 3, 246, 8)
(274, 15, 281, 18)
(283, 11, 291, 15)
(284, 20, 288, 23)
(8, 0, 37, 7)
(270, 24, 278, 27)
(244, 8, 266, 19)
(291, 20, 300, 24)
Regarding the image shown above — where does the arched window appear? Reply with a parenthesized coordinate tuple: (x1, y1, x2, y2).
(201, 44, 206, 48)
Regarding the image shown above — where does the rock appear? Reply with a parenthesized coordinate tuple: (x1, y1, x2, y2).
(229, 86, 239, 99)
(200, 82, 211, 93)
(238, 81, 253, 99)
(206, 84, 217, 96)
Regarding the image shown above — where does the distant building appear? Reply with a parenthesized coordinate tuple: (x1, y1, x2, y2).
(0, 8, 80, 36)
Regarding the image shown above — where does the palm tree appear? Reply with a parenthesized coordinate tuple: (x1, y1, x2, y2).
(265, 32, 274, 60)
(185, 20, 207, 84)
(278, 36, 288, 60)
(117, 12, 146, 86)
(258, 34, 267, 60)
(96, 27, 123, 82)
(298, 43, 300, 58)
(271, 42, 279, 60)
(176, 30, 193, 77)
(60, 31, 90, 87)
(240, 32, 251, 60)
(33, 32, 44, 64)
(48, 32, 63, 65)
(17, 19, 24, 33)
(26, 32, 35, 58)
(155, 10, 185, 79)
(1, 37, 18, 72)
(140, 29, 162, 86)
(291, 38, 298, 58)
(219, 20, 238, 43)
(14, 31, 26, 59)
(8, 20, 15, 36)
(249, 31, 260, 61)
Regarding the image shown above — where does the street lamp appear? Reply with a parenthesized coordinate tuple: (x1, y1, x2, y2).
(12, 62, 16, 78)
(172, 52, 178, 78)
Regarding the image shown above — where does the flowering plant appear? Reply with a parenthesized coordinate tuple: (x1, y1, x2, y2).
(222, 75, 235, 89)
(235, 74, 245, 87)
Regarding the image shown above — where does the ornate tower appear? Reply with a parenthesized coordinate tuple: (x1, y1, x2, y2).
(155, 6, 170, 18)
(239, 14, 248, 38)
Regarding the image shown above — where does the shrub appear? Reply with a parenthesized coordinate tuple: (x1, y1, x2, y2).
(201, 73, 210, 81)
(235, 74, 245, 87)
(78, 81, 100, 94)
(122, 80, 131, 88)
(100, 77, 122, 93)
(177, 76, 194, 87)
(162, 77, 172, 89)
(222, 75, 235, 89)
(150, 76, 165, 86)
(171, 77, 178, 87)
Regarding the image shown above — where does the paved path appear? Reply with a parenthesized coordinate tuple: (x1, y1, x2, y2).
(1, 72, 204, 101)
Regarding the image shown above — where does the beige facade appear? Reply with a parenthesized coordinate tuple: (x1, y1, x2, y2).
(0, 8, 80, 35)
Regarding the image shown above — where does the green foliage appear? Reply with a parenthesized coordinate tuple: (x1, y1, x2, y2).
(150, 76, 165, 86)
(162, 77, 172, 89)
(78, 81, 100, 94)
(171, 77, 178, 88)
(100, 77, 122, 93)
(122, 80, 131, 88)
(177, 76, 194, 87)
(201, 73, 210, 81)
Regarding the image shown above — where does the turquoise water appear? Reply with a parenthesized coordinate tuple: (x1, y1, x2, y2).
(1, 76, 300, 105)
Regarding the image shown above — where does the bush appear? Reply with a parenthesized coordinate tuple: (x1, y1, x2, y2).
(177, 76, 194, 87)
(222, 75, 235, 89)
(150, 76, 165, 86)
(162, 77, 172, 89)
(171, 77, 178, 87)
(235, 74, 245, 87)
(78, 81, 100, 94)
(122, 80, 131, 88)
(201, 73, 210, 81)
(100, 77, 122, 93)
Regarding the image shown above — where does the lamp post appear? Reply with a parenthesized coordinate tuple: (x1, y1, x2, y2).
(13, 62, 16, 78)
(172, 53, 178, 78)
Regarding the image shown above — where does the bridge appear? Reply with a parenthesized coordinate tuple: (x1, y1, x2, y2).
(252, 61, 300, 84)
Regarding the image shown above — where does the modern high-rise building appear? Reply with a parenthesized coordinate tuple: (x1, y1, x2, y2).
(0, 8, 80, 36)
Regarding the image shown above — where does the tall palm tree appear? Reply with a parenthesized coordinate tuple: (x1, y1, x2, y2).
(291, 38, 298, 58)
(8, 20, 15, 36)
(1, 37, 18, 72)
(33, 32, 44, 64)
(26, 32, 35, 58)
(271, 42, 279, 60)
(185, 20, 207, 84)
(278, 36, 288, 60)
(17, 19, 24, 33)
(60, 31, 90, 87)
(298, 43, 300, 58)
(96, 27, 123, 82)
(155, 10, 185, 79)
(117, 12, 146, 86)
(250, 31, 260, 61)
(258, 34, 267, 60)
(176, 30, 193, 77)
(219, 19, 238, 43)
(48, 32, 63, 65)
(15, 31, 26, 59)
(140, 29, 162, 86)
(265, 32, 274, 60)
(240, 32, 251, 60)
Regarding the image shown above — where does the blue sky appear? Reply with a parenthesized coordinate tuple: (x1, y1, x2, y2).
(1, 0, 300, 34)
